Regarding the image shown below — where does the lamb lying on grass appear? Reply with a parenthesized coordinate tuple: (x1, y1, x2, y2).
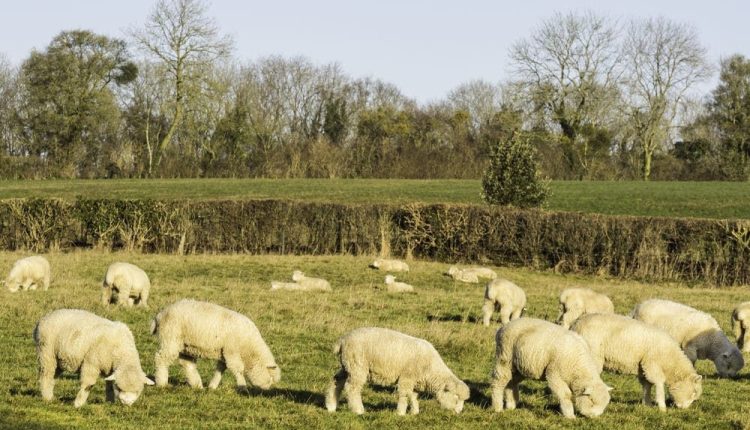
(4, 255, 50, 293)
(482, 278, 526, 326)
(490, 318, 611, 419)
(446, 266, 497, 283)
(631, 299, 744, 378)
(732, 302, 750, 352)
(325, 327, 469, 415)
(34, 309, 153, 407)
(290, 270, 332, 291)
(384, 275, 414, 293)
(557, 288, 614, 329)
(102, 262, 151, 307)
(152, 299, 280, 392)
(369, 259, 409, 272)
(571, 313, 702, 411)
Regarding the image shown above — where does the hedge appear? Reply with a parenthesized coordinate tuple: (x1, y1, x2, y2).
(0, 198, 748, 286)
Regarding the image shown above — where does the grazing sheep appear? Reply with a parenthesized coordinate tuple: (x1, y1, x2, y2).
(4, 255, 50, 293)
(490, 318, 611, 419)
(102, 262, 151, 307)
(152, 299, 280, 392)
(732, 302, 750, 352)
(557, 288, 615, 329)
(446, 266, 497, 283)
(325, 327, 469, 415)
(384, 275, 414, 293)
(482, 278, 526, 326)
(291, 270, 332, 291)
(34, 309, 153, 407)
(369, 259, 410, 272)
(571, 313, 702, 411)
(631, 299, 744, 378)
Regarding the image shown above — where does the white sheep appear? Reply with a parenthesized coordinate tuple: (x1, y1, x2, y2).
(571, 313, 702, 411)
(4, 255, 50, 293)
(731, 302, 750, 353)
(369, 258, 410, 272)
(291, 270, 332, 291)
(325, 327, 470, 415)
(631, 299, 744, 378)
(34, 309, 154, 407)
(102, 262, 151, 307)
(557, 288, 614, 329)
(152, 299, 280, 392)
(490, 318, 611, 419)
(445, 267, 479, 283)
(482, 278, 526, 326)
(384, 275, 415, 293)
(446, 266, 497, 283)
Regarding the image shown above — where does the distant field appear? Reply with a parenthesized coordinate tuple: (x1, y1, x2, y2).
(1, 251, 749, 429)
(0, 179, 748, 219)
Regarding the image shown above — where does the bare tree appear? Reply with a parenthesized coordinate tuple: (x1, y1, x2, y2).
(131, 0, 233, 173)
(0, 54, 20, 158)
(509, 11, 622, 179)
(447, 79, 502, 134)
(623, 17, 712, 180)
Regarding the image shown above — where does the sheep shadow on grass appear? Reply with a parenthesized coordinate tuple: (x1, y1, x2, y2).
(260, 387, 326, 407)
(426, 313, 481, 324)
(464, 379, 549, 410)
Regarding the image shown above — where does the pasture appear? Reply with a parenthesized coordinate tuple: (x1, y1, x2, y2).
(0, 179, 748, 219)
(2, 251, 749, 429)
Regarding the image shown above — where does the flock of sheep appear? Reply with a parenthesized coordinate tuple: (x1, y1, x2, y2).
(5, 254, 750, 419)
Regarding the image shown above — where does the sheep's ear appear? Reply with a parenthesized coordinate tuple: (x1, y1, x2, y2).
(693, 375, 702, 383)
(105, 373, 117, 381)
(143, 376, 155, 386)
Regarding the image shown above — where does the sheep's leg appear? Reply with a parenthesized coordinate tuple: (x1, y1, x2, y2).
(396, 379, 416, 415)
(408, 391, 419, 415)
(225, 354, 248, 393)
(208, 360, 226, 390)
(117, 286, 133, 307)
(742, 325, 750, 353)
(105, 380, 115, 403)
(498, 303, 513, 325)
(101, 284, 113, 306)
(560, 310, 579, 330)
(179, 355, 203, 389)
(38, 353, 57, 401)
(547, 373, 575, 419)
(344, 370, 367, 415)
(638, 373, 654, 406)
(325, 369, 347, 412)
(42, 274, 50, 291)
(504, 373, 523, 410)
(482, 300, 495, 326)
(154, 342, 181, 387)
(490, 362, 513, 412)
(74, 364, 99, 408)
(684, 346, 698, 366)
(642, 365, 667, 411)
(138, 289, 149, 308)
(510, 308, 523, 321)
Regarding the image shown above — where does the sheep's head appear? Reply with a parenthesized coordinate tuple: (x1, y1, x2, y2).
(106, 366, 154, 406)
(435, 378, 470, 414)
(669, 374, 702, 409)
(446, 266, 459, 276)
(369, 260, 381, 269)
(573, 381, 611, 418)
(384, 275, 395, 285)
(4, 275, 19, 293)
(291, 271, 304, 282)
(247, 363, 280, 390)
(715, 348, 744, 378)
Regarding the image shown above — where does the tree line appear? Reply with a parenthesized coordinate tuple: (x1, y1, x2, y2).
(0, 1, 748, 181)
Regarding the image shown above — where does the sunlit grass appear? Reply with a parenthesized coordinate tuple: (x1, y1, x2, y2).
(1, 251, 749, 429)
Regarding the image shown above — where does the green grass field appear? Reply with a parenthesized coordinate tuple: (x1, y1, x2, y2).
(2, 251, 750, 429)
(0, 179, 748, 219)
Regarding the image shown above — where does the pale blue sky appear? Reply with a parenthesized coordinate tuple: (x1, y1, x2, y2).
(1, 0, 748, 103)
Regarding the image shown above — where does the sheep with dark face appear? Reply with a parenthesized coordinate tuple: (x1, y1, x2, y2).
(631, 299, 744, 378)
(325, 327, 469, 415)
(34, 309, 153, 407)
(152, 299, 280, 393)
